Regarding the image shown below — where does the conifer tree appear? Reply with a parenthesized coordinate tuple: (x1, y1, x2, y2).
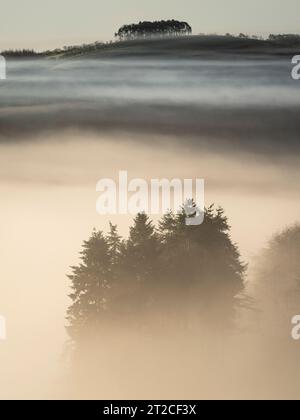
(158, 204, 245, 327)
(253, 224, 300, 336)
(107, 222, 123, 265)
(121, 213, 161, 318)
(67, 229, 112, 340)
(67, 206, 246, 339)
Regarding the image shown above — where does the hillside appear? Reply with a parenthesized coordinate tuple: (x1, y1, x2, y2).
(58, 35, 300, 59)
(2, 35, 300, 60)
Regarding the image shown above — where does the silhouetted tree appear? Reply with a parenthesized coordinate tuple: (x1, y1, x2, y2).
(67, 205, 246, 342)
(115, 20, 192, 40)
(67, 229, 112, 340)
(107, 222, 123, 265)
(252, 224, 300, 336)
(119, 213, 161, 321)
(158, 205, 245, 328)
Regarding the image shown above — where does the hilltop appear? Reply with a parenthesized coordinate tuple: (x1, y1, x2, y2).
(55, 35, 300, 59)
(2, 34, 300, 60)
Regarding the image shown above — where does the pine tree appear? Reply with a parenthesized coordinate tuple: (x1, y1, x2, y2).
(126, 213, 160, 280)
(66, 206, 246, 339)
(121, 213, 161, 318)
(67, 229, 112, 340)
(106, 222, 123, 265)
(105, 223, 125, 318)
(253, 224, 300, 336)
(188, 205, 246, 327)
(158, 205, 246, 328)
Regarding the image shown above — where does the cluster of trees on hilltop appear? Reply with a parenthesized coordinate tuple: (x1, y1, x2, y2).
(67, 205, 246, 343)
(115, 20, 192, 40)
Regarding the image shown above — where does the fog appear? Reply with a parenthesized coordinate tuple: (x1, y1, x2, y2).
(2, 58, 300, 153)
(0, 57, 299, 399)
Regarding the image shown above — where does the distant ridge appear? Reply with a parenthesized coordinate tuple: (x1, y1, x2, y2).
(2, 34, 300, 59)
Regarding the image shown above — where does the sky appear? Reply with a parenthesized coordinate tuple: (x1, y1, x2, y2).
(1, 0, 300, 50)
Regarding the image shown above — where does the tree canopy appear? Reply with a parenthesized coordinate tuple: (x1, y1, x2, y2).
(115, 20, 192, 40)
(67, 205, 245, 343)
(252, 224, 300, 336)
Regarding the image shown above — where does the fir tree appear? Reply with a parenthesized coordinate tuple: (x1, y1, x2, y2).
(67, 206, 246, 339)
(121, 213, 161, 319)
(67, 229, 112, 340)
(158, 204, 246, 327)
